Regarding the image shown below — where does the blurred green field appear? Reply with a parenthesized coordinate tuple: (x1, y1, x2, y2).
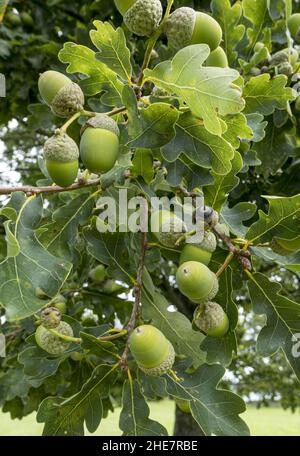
(0, 401, 299, 436)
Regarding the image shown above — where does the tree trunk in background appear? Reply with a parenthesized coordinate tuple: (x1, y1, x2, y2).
(173, 406, 205, 436)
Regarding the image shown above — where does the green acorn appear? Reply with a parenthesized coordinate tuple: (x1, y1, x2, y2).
(38, 70, 84, 118)
(278, 62, 293, 76)
(196, 205, 219, 228)
(176, 261, 219, 303)
(288, 13, 300, 42)
(193, 302, 229, 337)
(165, 7, 222, 51)
(5, 12, 22, 27)
(176, 399, 191, 414)
(43, 133, 79, 187)
(80, 115, 120, 174)
(130, 325, 175, 376)
(20, 12, 34, 27)
(151, 209, 187, 248)
(35, 321, 73, 355)
(205, 46, 228, 68)
(180, 231, 217, 266)
(52, 294, 67, 314)
(115, 0, 163, 37)
(40, 307, 61, 329)
(89, 264, 106, 283)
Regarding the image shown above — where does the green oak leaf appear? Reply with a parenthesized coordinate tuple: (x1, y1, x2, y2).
(131, 149, 154, 184)
(220, 202, 257, 237)
(37, 364, 118, 435)
(18, 346, 66, 384)
(204, 151, 243, 211)
(0, 193, 72, 320)
(202, 252, 239, 367)
(165, 363, 249, 436)
(27, 103, 55, 130)
(245, 113, 267, 142)
(90, 21, 132, 83)
(124, 103, 179, 149)
(58, 43, 124, 106)
(142, 284, 206, 368)
(39, 190, 100, 262)
(243, 0, 272, 55)
(80, 332, 117, 363)
(243, 74, 296, 116)
(252, 120, 297, 177)
(246, 193, 300, 248)
(161, 112, 235, 176)
(248, 272, 300, 380)
(144, 45, 244, 136)
(164, 157, 212, 190)
(83, 227, 132, 283)
(223, 113, 253, 149)
(211, 0, 245, 65)
(119, 380, 168, 436)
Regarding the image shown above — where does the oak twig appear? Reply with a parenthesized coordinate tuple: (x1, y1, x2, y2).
(213, 227, 252, 273)
(0, 179, 101, 196)
(119, 229, 148, 370)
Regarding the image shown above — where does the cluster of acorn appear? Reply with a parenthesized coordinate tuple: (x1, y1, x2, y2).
(38, 70, 120, 187)
(152, 204, 229, 336)
(115, 0, 228, 67)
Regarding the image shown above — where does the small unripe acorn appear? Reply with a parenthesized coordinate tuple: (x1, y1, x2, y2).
(38, 70, 84, 118)
(278, 62, 293, 76)
(80, 115, 120, 174)
(205, 46, 228, 68)
(89, 264, 106, 283)
(193, 302, 229, 337)
(196, 205, 219, 228)
(176, 399, 191, 414)
(5, 12, 22, 27)
(288, 14, 300, 41)
(44, 133, 79, 187)
(40, 307, 61, 329)
(152, 209, 187, 248)
(269, 50, 289, 67)
(129, 325, 175, 376)
(176, 261, 219, 302)
(180, 231, 217, 266)
(115, 0, 163, 37)
(35, 321, 73, 355)
(52, 294, 67, 314)
(165, 7, 222, 51)
(20, 12, 34, 27)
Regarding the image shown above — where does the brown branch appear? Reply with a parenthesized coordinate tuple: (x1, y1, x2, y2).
(119, 229, 148, 370)
(213, 227, 252, 273)
(0, 179, 101, 196)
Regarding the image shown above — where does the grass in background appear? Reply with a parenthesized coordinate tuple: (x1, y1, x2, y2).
(0, 401, 299, 436)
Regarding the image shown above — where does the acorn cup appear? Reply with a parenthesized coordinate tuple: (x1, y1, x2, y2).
(176, 261, 219, 303)
(80, 115, 120, 174)
(38, 70, 84, 117)
(165, 7, 222, 51)
(43, 133, 79, 187)
(180, 231, 217, 266)
(35, 321, 74, 355)
(151, 209, 187, 248)
(193, 302, 229, 337)
(40, 307, 61, 329)
(129, 325, 175, 376)
(114, 0, 163, 37)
